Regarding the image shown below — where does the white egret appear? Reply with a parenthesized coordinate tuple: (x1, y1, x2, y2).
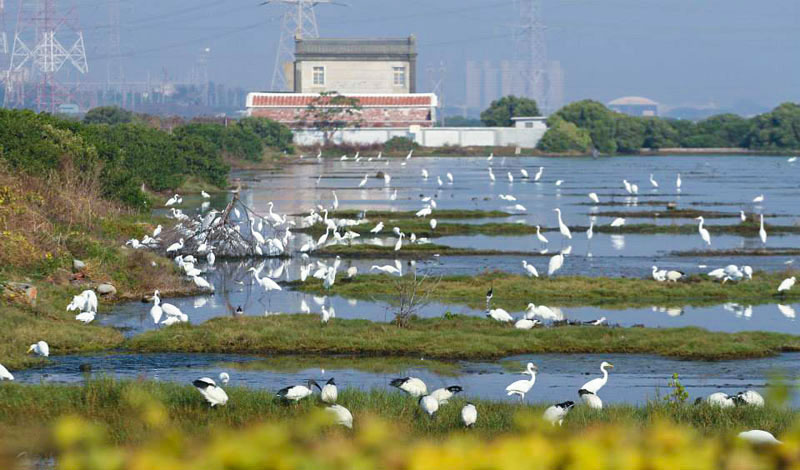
(622, 179, 632, 194)
(166, 238, 184, 253)
(384, 173, 392, 185)
(522, 260, 539, 278)
(419, 395, 439, 417)
(543, 401, 575, 426)
(534, 166, 543, 181)
(610, 217, 625, 227)
(706, 392, 735, 408)
(371, 264, 401, 276)
(332, 191, 339, 210)
(740, 210, 747, 222)
(652, 266, 667, 282)
(487, 308, 513, 323)
(370, 222, 384, 233)
(165, 194, 181, 206)
(579, 361, 613, 409)
(738, 430, 782, 445)
(520, 168, 529, 178)
(548, 253, 564, 276)
(777, 304, 796, 318)
(525, 303, 563, 321)
(536, 225, 549, 245)
(588, 192, 600, 204)
(507, 172, 514, 183)
(394, 233, 405, 251)
(416, 206, 432, 217)
(778, 276, 796, 293)
(447, 172, 454, 183)
(555, 179, 564, 186)
(346, 266, 358, 278)
(191, 275, 213, 291)
(219, 372, 230, 385)
(513, 204, 527, 212)
(665, 270, 685, 282)
(753, 194, 764, 203)
(696, 216, 711, 246)
(325, 404, 353, 428)
(0, 364, 13, 381)
(27, 341, 49, 357)
(759, 214, 767, 244)
(358, 174, 368, 188)
(248, 267, 282, 292)
(649, 174, 659, 188)
(430, 385, 463, 405)
(461, 403, 477, 427)
(505, 362, 538, 402)
(430, 219, 437, 230)
(153, 225, 162, 238)
(390, 377, 427, 397)
(321, 305, 335, 324)
(201, 190, 210, 199)
(487, 153, 494, 161)
(553, 208, 572, 239)
(321, 378, 338, 404)
(193, 377, 229, 407)
(514, 318, 540, 330)
(277, 380, 319, 402)
(676, 173, 682, 189)
(587, 220, 594, 240)
(149, 291, 163, 324)
(75, 311, 96, 324)
(488, 168, 496, 182)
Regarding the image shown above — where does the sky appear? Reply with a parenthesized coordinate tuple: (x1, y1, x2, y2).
(4, 0, 798, 112)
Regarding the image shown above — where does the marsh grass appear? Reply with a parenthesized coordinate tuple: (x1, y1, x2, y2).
(218, 355, 462, 376)
(0, 379, 794, 452)
(126, 314, 800, 360)
(296, 271, 800, 309)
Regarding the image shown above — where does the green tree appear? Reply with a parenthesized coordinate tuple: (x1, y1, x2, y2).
(480, 96, 540, 127)
(552, 100, 618, 153)
(301, 91, 363, 145)
(83, 106, 134, 125)
(537, 116, 592, 153)
(642, 118, 679, 149)
(442, 116, 484, 127)
(744, 103, 800, 150)
(238, 117, 295, 153)
(613, 116, 646, 153)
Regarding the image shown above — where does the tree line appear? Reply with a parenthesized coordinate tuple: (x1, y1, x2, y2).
(0, 107, 294, 208)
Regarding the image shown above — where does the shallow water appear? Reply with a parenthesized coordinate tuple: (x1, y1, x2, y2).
(14, 352, 800, 406)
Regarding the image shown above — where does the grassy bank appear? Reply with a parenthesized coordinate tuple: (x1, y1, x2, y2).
(0, 379, 794, 454)
(301, 209, 511, 220)
(674, 248, 800, 257)
(125, 315, 800, 361)
(296, 271, 800, 310)
(220, 355, 463, 376)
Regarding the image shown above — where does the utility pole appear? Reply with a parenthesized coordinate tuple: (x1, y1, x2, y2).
(263, 0, 337, 91)
(4, 0, 88, 112)
(513, 0, 547, 112)
(0, 0, 8, 57)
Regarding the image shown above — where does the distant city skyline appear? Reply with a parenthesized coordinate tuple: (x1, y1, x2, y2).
(0, 0, 797, 115)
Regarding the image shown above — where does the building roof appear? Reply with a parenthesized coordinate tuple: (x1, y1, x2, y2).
(247, 93, 437, 108)
(608, 96, 659, 106)
(295, 37, 416, 60)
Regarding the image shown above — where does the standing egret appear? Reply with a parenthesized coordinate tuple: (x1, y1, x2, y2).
(488, 168, 496, 182)
(610, 217, 625, 227)
(676, 173, 682, 190)
(370, 222, 384, 233)
(759, 214, 767, 244)
(487, 152, 494, 161)
(535, 225, 549, 245)
(588, 192, 600, 204)
(447, 172, 454, 183)
(753, 194, 764, 204)
(665, 270, 684, 282)
(437, 176, 443, 186)
(652, 266, 667, 282)
(358, 174, 369, 187)
(153, 225, 162, 238)
(325, 404, 353, 428)
(778, 276, 796, 294)
(622, 179, 633, 194)
(505, 362, 538, 402)
(522, 260, 539, 278)
(740, 210, 747, 222)
(332, 191, 339, 210)
(553, 208, 572, 239)
(461, 403, 477, 427)
(586, 220, 594, 240)
(649, 174, 659, 188)
(421, 168, 429, 179)
(193, 377, 229, 407)
(543, 401, 575, 426)
(487, 308, 513, 323)
(534, 166, 543, 181)
(166, 238, 184, 253)
(520, 168, 529, 178)
(696, 216, 711, 246)
(578, 361, 613, 409)
(394, 233, 405, 251)
(390, 377, 428, 397)
(321, 305, 335, 324)
(430, 219, 437, 230)
(507, 172, 514, 183)
(548, 253, 564, 276)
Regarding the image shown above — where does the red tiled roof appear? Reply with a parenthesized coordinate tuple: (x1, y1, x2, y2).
(249, 93, 434, 108)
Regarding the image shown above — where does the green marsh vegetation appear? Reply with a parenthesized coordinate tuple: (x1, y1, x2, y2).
(126, 315, 800, 361)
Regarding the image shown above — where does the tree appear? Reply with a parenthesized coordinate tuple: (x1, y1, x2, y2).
(744, 103, 800, 150)
(537, 116, 592, 153)
(442, 116, 484, 127)
(480, 96, 540, 127)
(301, 91, 363, 145)
(83, 106, 133, 125)
(642, 118, 679, 149)
(552, 100, 618, 153)
(238, 117, 295, 153)
(613, 116, 646, 153)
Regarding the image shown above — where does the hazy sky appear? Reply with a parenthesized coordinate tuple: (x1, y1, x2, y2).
(9, 0, 797, 110)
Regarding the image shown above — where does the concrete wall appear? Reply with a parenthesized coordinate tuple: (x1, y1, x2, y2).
(297, 61, 410, 94)
(293, 125, 548, 149)
(250, 106, 432, 128)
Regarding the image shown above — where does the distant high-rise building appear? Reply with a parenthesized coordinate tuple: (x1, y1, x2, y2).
(546, 60, 564, 113)
(465, 60, 481, 109)
(482, 60, 499, 107)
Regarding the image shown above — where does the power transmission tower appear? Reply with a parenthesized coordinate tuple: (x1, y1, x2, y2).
(4, 0, 88, 112)
(264, 0, 336, 91)
(1, 0, 8, 57)
(513, 0, 547, 112)
(426, 60, 446, 126)
(106, 0, 123, 104)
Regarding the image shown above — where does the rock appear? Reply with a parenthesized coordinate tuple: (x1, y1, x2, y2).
(96, 283, 117, 296)
(1, 282, 38, 306)
(73, 259, 86, 271)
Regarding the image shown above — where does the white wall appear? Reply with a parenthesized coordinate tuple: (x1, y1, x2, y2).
(298, 61, 410, 94)
(293, 125, 548, 149)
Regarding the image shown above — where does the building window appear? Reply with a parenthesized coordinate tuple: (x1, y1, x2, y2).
(393, 66, 406, 86)
(312, 66, 325, 85)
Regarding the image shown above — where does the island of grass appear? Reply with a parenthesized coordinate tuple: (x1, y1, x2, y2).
(0, 379, 793, 451)
(295, 271, 800, 310)
(125, 314, 800, 361)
